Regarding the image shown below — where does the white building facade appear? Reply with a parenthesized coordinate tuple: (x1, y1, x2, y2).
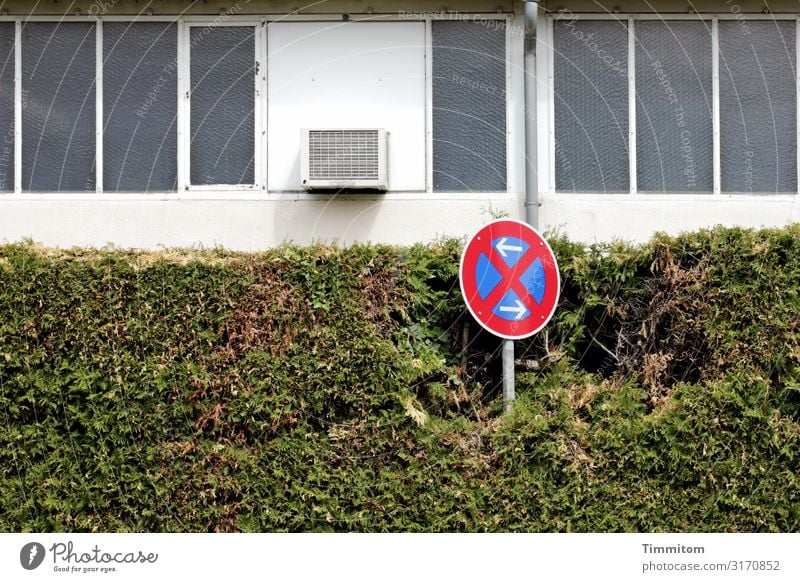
(0, 0, 798, 248)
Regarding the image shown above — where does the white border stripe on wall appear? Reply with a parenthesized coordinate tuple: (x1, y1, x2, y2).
(255, 19, 267, 191)
(535, 4, 551, 198)
(425, 18, 433, 193)
(505, 16, 513, 193)
(796, 16, 800, 191)
(509, 9, 527, 200)
(254, 20, 269, 192)
(95, 20, 103, 194)
(547, 15, 555, 194)
(177, 20, 187, 192)
(712, 17, 721, 195)
(628, 16, 636, 195)
(13, 19, 21, 194)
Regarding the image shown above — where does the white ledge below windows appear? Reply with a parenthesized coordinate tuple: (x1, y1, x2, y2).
(538, 193, 800, 244)
(1, 193, 798, 249)
(0, 194, 525, 250)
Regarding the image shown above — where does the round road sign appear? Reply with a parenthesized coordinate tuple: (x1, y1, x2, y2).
(459, 219, 560, 340)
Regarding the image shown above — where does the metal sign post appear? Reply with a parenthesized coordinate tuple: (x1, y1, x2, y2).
(502, 340, 515, 413)
(459, 219, 560, 414)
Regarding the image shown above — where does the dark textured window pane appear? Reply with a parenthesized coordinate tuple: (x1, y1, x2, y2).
(22, 23, 96, 192)
(104, 22, 177, 192)
(190, 26, 255, 185)
(0, 23, 14, 193)
(719, 20, 796, 193)
(432, 20, 507, 192)
(554, 18, 629, 192)
(636, 21, 713, 192)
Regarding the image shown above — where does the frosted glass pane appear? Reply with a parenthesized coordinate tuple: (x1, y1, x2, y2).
(432, 20, 507, 192)
(554, 18, 629, 192)
(0, 23, 14, 193)
(636, 21, 713, 192)
(190, 26, 255, 185)
(103, 22, 177, 192)
(22, 23, 96, 192)
(719, 20, 796, 193)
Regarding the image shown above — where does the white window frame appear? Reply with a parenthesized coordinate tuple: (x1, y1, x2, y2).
(395, 12, 513, 194)
(9, 15, 104, 194)
(543, 12, 800, 198)
(180, 18, 266, 192)
(0, 12, 517, 199)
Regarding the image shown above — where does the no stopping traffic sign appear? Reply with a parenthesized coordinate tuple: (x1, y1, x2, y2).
(459, 219, 560, 340)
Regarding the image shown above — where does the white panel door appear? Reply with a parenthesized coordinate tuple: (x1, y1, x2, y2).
(268, 21, 426, 192)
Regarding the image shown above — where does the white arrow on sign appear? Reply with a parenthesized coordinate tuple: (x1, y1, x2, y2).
(496, 238, 524, 258)
(499, 300, 527, 320)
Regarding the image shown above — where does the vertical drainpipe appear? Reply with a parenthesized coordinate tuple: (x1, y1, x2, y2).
(503, 0, 541, 416)
(523, 0, 539, 227)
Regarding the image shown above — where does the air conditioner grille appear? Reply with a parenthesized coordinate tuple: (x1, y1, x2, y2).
(308, 130, 381, 180)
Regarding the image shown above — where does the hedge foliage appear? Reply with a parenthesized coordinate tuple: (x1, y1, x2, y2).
(1, 226, 799, 532)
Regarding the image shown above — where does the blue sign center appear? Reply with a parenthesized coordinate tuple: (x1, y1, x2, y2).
(474, 239, 547, 322)
(492, 237, 530, 268)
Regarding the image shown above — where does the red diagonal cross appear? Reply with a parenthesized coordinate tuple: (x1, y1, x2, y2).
(473, 237, 543, 317)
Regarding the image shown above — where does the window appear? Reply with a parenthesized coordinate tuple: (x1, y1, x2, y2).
(554, 18, 629, 193)
(552, 16, 799, 195)
(189, 25, 256, 187)
(0, 22, 14, 193)
(719, 20, 796, 193)
(0, 16, 509, 195)
(432, 20, 508, 192)
(1, 18, 264, 194)
(22, 22, 96, 192)
(103, 22, 178, 192)
(635, 21, 713, 193)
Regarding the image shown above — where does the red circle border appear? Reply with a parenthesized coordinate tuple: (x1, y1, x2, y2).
(459, 219, 561, 340)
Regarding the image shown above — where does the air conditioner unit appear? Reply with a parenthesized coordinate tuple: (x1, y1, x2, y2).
(301, 129, 388, 191)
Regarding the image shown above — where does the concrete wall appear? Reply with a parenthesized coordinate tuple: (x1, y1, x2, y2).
(539, 194, 800, 244)
(0, 0, 799, 248)
(0, 194, 524, 248)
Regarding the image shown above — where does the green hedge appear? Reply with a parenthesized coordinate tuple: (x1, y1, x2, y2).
(0, 226, 798, 532)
